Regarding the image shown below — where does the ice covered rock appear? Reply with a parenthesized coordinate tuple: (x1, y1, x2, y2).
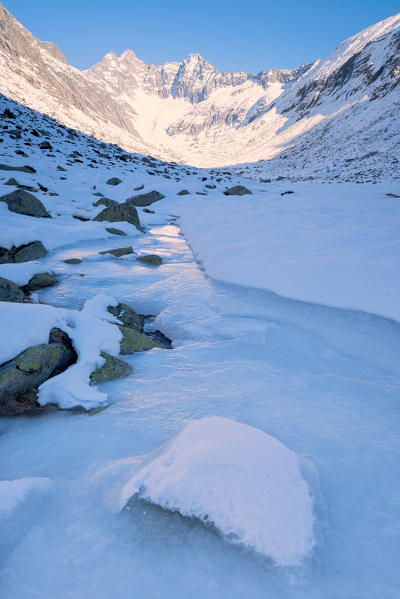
(115, 416, 315, 566)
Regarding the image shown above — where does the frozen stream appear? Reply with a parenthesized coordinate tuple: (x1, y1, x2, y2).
(1, 219, 399, 598)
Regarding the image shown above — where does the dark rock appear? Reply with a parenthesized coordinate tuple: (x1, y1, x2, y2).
(147, 330, 172, 349)
(93, 203, 142, 231)
(48, 328, 77, 363)
(93, 197, 118, 208)
(106, 177, 122, 186)
(281, 191, 294, 196)
(99, 247, 134, 257)
(118, 325, 160, 354)
(64, 258, 82, 264)
(143, 208, 155, 214)
(0, 277, 25, 303)
(73, 215, 90, 222)
(4, 177, 19, 186)
(136, 254, 163, 266)
(105, 227, 126, 236)
(2, 108, 16, 119)
(0, 189, 51, 218)
(126, 191, 165, 207)
(386, 192, 400, 198)
(31, 129, 40, 137)
(134, 184, 144, 191)
(24, 272, 57, 292)
(56, 165, 66, 171)
(177, 189, 190, 195)
(224, 185, 252, 196)
(39, 141, 52, 150)
(90, 352, 132, 385)
(107, 303, 144, 332)
(38, 183, 48, 192)
(0, 164, 36, 173)
(14, 241, 47, 263)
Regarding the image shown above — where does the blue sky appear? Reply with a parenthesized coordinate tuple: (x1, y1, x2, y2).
(4, 0, 399, 72)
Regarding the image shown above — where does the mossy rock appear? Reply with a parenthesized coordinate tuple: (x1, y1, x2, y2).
(63, 258, 82, 264)
(105, 227, 126, 236)
(0, 277, 25, 303)
(90, 352, 132, 384)
(99, 247, 134, 257)
(136, 254, 163, 266)
(25, 272, 57, 291)
(107, 303, 143, 332)
(118, 325, 160, 354)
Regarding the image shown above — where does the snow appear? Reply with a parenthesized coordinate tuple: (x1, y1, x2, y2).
(0, 477, 51, 514)
(113, 416, 315, 566)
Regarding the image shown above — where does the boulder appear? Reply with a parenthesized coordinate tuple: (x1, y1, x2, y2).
(89, 352, 132, 385)
(107, 303, 144, 332)
(93, 203, 142, 231)
(105, 227, 126, 236)
(106, 177, 122, 186)
(14, 241, 47, 263)
(63, 258, 82, 264)
(143, 208, 155, 214)
(0, 343, 75, 416)
(224, 185, 252, 196)
(137, 254, 163, 266)
(56, 165, 66, 171)
(24, 272, 57, 292)
(0, 277, 25, 303)
(126, 190, 165, 207)
(118, 325, 160, 354)
(0, 164, 36, 173)
(39, 141, 52, 150)
(0, 189, 51, 218)
(93, 197, 118, 208)
(177, 189, 190, 195)
(99, 247, 134, 258)
(4, 177, 19, 186)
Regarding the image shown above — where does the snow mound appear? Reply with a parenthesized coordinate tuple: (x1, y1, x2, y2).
(0, 477, 51, 514)
(116, 416, 315, 566)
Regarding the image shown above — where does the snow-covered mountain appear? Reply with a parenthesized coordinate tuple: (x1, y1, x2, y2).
(0, 2, 399, 179)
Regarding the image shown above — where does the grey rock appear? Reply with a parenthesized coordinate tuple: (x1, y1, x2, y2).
(126, 190, 165, 207)
(177, 189, 190, 195)
(106, 177, 121, 186)
(93, 197, 117, 208)
(107, 302, 144, 332)
(14, 241, 47, 263)
(93, 203, 142, 231)
(137, 254, 163, 266)
(0, 277, 25, 302)
(99, 247, 134, 257)
(224, 185, 252, 196)
(0, 189, 51, 218)
(105, 227, 126, 236)
(39, 141, 52, 150)
(0, 164, 36, 173)
(63, 258, 82, 264)
(24, 272, 57, 291)
(4, 177, 19, 186)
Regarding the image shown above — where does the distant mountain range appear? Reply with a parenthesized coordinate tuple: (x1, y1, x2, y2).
(0, 2, 399, 179)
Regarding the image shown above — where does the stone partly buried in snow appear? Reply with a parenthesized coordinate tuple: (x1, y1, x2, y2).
(118, 325, 160, 354)
(224, 185, 252, 196)
(63, 258, 82, 264)
(90, 352, 132, 385)
(105, 227, 126, 236)
(126, 190, 165, 207)
(137, 254, 163, 266)
(0, 342, 76, 416)
(108, 302, 144, 332)
(0, 277, 25, 303)
(99, 247, 134, 258)
(0, 189, 51, 218)
(0, 164, 36, 173)
(106, 177, 122, 186)
(0, 241, 47, 264)
(93, 203, 142, 231)
(93, 197, 118, 208)
(23, 272, 58, 292)
(177, 189, 190, 196)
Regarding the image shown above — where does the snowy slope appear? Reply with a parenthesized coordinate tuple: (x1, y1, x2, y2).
(0, 3, 399, 179)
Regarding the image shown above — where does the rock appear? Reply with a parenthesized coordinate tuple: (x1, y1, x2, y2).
(118, 325, 160, 354)
(281, 191, 294, 196)
(56, 165, 66, 171)
(93, 203, 142, 231)
(143, 208, 155, 214)
(14, 241, 47, 263)
(147, 329, 172, 349)
(73, 215, 90, 222)
(24, 272, 57, 291)
(105, 227, 126, 236)
(63, 258, 82, 264)
(107, 303, 144, 332)
(0, 189, 51, 218)
(106, 177, 122, 186)
(0, 164, 36, 173)
(134, 184, 144, 191)
(39, 141, 52, 150)
(137, 254, 163, 266)
(0, 343, 75, 416)
(0, 277, 25, 303)
(177, 189, 190, 195)
(30, 129, 40, 137)
(4, 177, 19, 186)
(99, 247, 134, 258)
(126, 190, 165, 207)
(205, 184, 216, 189)
(89, 352, 132, 385)
(93, 197, 117, 208)
(386, 192, 400, 198)
(224, 185, 252, 196)
(2, 108, 16, 119)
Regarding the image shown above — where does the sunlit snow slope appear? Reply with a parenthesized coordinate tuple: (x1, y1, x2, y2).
(0, 3, 399, 179)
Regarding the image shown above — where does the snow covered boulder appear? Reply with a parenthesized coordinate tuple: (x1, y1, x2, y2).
(115, 416, 315, 566)
(0, 189, 51, 218)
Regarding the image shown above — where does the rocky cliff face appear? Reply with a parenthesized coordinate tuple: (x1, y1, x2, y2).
(0, 2, 399, 176)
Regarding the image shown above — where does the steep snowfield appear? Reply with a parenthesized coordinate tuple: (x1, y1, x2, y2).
(0, 3, 399, 178)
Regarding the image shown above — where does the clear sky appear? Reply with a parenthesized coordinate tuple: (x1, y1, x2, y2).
(4, 0, 399, 72)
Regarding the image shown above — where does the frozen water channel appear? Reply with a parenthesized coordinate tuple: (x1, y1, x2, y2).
(1, 218, 399, 598)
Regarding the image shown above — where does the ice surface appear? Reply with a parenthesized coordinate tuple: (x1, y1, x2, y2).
(114, 416, 315, 566)
(0, 477, 51, 514)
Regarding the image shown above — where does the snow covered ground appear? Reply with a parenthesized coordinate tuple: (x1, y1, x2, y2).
(0, 97, 399, 597)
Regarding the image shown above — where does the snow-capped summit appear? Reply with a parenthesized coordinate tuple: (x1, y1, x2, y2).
(0, 2, 398, 179)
